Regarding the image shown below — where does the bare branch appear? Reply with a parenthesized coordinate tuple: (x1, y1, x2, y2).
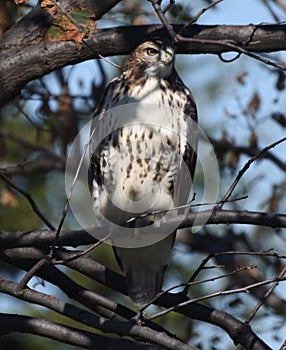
(176, 34, 286, 70)
(0, 129, 60, 157)
(148, 275, 286, 321)
(0, 173, 55, 229)
(209, 136, 286, 172)
(262, 0, 281, 22)
(1, 24, 286, 105)
(1, 209, 286, 250)
(148, 0, 177, 40)
(0, 313, 160, 350)
(140, 265, 256, 312)
(246, 266, 286, 323)
(0, 276, 198, 350)
(157, 293, 272, 350)
(0, 154, 65, 175)
(216, 136, 286, 209)
(180, 0, 224, 28)
(0, 247, 272, 350)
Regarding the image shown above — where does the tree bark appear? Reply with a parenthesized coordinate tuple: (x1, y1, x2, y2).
(0, 22, 286, 106)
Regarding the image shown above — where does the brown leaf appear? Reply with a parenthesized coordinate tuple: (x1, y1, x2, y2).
(249, 130, 258, 148)
(0, 188, 19, 207)
(44, 7, 96, 47)
(228, 151, 240, 172)
(40, 0, 58, 16)
(246, 92, 261, 115)
(236, 72, 248, 85)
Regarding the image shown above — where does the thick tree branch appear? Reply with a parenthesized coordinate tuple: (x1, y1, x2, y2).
(1, 209, 285, 249)
(0, 313, 161, 350)
(0, 277, 198, 350)
(1, 24, 286, 106)
(0, 247, 271, 350)
(158, 294, 271, 350)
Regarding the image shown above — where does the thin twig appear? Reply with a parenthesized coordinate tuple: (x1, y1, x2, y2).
(147, 275, 286, 321)
(0, 129, 60, 158)
(216, 136, 286, 210)
(246, 266, 286, 323)
(148, 0, 177, 40)
(0, 155, 65, 175)
(53, 234, 111, 264)
(274, 0, 286, 12)
(126, 195, 248, 225)
(181, 249, 286, 297)
(14, 127, 96, 289)
(140, 265, 256, 312)
(176, 35, 286, 71)
(98, 54, 123, 70)
(17, 257, 50, 290)
(208, 136, 286, 172)
(0, 173, 55, 230)
(262, 0, 281, 22)
(179, 0, 223, 32)
(162, 0, 175, 14)
(50, 127, 96, 257)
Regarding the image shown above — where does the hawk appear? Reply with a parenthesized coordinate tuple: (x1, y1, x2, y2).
(89, 39, 198, 305)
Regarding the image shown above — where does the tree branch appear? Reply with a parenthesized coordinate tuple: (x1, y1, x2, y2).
(0, 248, 271, 350)
(0, 173, 55, 229)
(158, 293, 272, 350)
(0, 153, 65, 174)
(1, 24, 286, 106)
(209, 136, 286, 172)
(0, 313, 161, 350)
(0, 209, 286, 250)
(0, 276, 198, 350)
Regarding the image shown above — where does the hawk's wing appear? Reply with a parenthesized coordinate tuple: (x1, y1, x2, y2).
(167, 70, 198, 208)
(88, 76, 126, 218)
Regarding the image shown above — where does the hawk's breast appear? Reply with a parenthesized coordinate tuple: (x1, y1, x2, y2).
(96, 77, 189, 225)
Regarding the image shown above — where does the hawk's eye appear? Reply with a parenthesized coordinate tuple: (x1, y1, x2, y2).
(146, 47, 159, 56)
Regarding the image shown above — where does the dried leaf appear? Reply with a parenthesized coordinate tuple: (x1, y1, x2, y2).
(44, 7, 96, 47)
(228, 151, 240, 172)
(41, 0, 58, 16)
(236, 72, 247, 85)
(0, 188, 19, 207)
(268, 184, 282, 213)
(245, 91, 261, 116)
(249, 130, 258, 148)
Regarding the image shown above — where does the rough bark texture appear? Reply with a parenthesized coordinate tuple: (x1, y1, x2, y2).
(0, 20, 286, 106)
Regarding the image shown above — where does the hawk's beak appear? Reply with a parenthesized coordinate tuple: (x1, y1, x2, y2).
(160, 51, 173, 64)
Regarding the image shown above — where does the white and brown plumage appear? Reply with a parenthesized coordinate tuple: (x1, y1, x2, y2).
(89, 39, 198, 305)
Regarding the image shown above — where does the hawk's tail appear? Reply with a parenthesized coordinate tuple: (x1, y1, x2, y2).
(114, 233, 175, 306)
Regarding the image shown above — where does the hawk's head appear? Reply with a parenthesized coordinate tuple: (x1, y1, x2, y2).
(125, 39, 175, 80)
